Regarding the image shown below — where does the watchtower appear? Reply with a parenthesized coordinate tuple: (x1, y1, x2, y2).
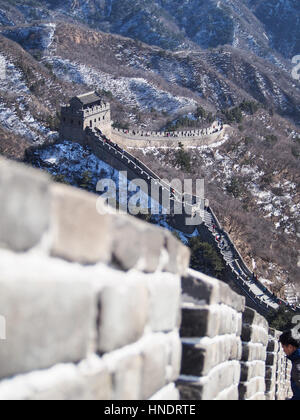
(60, 91, 111, 145)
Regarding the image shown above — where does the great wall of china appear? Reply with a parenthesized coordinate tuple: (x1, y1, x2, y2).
(0, 92, 297, 400)
(0, 157, 294, 400)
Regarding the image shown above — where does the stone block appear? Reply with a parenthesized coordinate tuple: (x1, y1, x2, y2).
(265, 378, 276, 393)
(242, 307, 268, 330)
(266, 351, 277, 367)
(111, 354, 143, 400)
(242, 343, 267, 362)
(240, 361, 265, 382)
(242, 325, 269, 346)
(166, 332, 182, 383)
(147, 273, 181, 332)
(181, 336, 241, 377)
(98, 276, 149, 353)
(0, 278, 95, 379)
(265, 390, 276, 401)
(178, 361, 240, 400)
(182, 270, 244, 312)
(141, 335, 168, 400)
(0, 158, 50, 252)
(218, 281, 245, 313)
(239, 377, 266, 400)
(0, 357, 112, 400)
(164, 231, 190, 276)
(180, 305, 220, 338)
(51, 184, 113, 264)
(248, 392, 266, 401)
(181, 271, 220, 306)
(215, 385, 239, 401)
(267, 340, 279, 353)
(265, 365, 276, 381)
(112, 215, 167, 273)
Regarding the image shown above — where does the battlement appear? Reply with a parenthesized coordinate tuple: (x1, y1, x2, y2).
(59, 92, 228, 149)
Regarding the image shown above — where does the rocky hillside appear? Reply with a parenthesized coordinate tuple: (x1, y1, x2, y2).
(1, 0, 299, 62)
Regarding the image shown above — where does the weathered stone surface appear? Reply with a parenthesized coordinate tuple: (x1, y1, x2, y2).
(265, 365, 276, 381)
(166, 332, 182, 383)
(51, 184, 113, 264)
(242, 325, 269, 346)
(182, 269, 245, 312)
(178, 361, 240, 400)
(215, 385, 239, 401)
(150, 383, 180, 400)
(112, 215, 167, 273)
(147, 273, 181, 332)
(0, 357, 112, 400)
(34, 364, 112, 400)
(98, 277, 149, 353)
(0, 279, 95, 379)
(0, 158, 50, 252)
(242, 343, 267, 362)
(141, 336, 168, 400)
(181, 270, 219, 306)
(239, 377, 266, 400)
(164, 231, 190, 276)
(182, 336, 241, 376)
(240, 361, 266, 382)
(111, 354, 143, 400)
(242, 307, 269, 330)
(180, 306, 220, 338)
(218, 281, 245, 313)
(267, 340, 279, 353)
(266, 352, 277, 366)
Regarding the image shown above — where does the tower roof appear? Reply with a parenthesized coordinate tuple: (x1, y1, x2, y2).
(74, 91, 102, 106)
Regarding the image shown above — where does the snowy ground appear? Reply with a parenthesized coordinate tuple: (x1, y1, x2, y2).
(0, 53, 56, 143)
(44, 56, 197, 115)
(140, 140, 300, 236)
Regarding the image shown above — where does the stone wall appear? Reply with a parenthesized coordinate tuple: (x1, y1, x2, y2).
(266, 330, 292, 401)
(239, 308, 269, 400)
(177, 269, 245, 400)
(0, 157, 293, 401)
(0, 157, 189, 400)
(110, 125, 228, 148)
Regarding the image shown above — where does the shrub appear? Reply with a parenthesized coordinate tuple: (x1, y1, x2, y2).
(175, 142, 191, 172)
(188, 237, 224, 278)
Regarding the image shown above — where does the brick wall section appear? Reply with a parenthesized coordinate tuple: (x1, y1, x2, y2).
(0, 157, 189, 400)
(268, 330, 293, 401)
(177, 269, 245, 400)
(0, 157, 293, 400)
